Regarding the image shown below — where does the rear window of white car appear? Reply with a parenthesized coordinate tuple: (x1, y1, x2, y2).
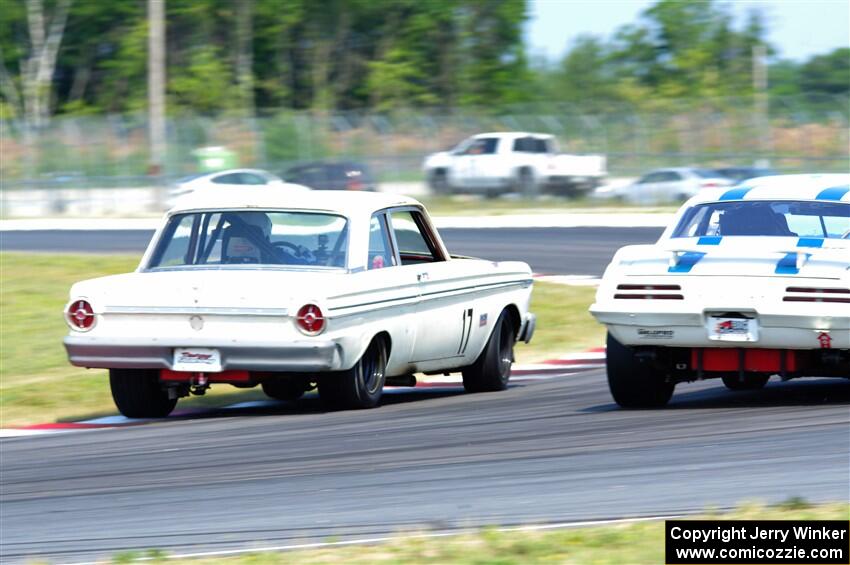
(147, 211, 349, 269)
(672, 200, 850, 239)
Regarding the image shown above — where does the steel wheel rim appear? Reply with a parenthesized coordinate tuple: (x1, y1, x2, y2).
(498, 320, 513, 378)
(361, 342, 386, 394)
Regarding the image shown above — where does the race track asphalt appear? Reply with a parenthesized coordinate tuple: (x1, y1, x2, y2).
(2, 371, 848, 563)
(0, 227, 663, 276)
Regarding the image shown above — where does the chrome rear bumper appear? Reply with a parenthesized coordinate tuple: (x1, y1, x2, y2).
(518, 312, 536, 344)
(64, 336, 343, 372)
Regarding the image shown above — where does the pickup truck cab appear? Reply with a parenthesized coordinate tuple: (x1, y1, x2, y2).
(423, 132, 606, 197)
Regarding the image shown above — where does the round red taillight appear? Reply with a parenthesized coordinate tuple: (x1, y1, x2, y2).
(67, 299, 95, 331)
(296, 304, 325, 335)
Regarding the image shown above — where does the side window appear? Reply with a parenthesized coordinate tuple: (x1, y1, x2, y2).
(240, 173, 267, 185)
(480, 137, 499, 154)
(667, 172, 683, 181)
(452, 138, 473, 155)
(157, 215, 195, 267)
(532, 138, 548, 153)
(368, 214, 396, 270)
(513, 137, 535, 152)
(705, 210, 722, 236)
(463, 138, 499, 155)
(390, 210, 443, 265)
(824, 215, 850, 238)
(211, 173, 240, 184)
(460, 140, 481, 155)
(786, 214, 825, 237)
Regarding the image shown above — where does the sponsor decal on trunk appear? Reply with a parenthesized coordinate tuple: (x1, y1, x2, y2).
(714, 319, 750, 336)
(637, 328, 675, 339)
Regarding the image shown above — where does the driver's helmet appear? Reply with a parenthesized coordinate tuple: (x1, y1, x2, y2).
(224, 212, 272, 262)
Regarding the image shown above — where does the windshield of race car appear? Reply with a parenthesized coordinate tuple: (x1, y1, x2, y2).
(147, 211, 349, 269)
(672, 200, 850, 239)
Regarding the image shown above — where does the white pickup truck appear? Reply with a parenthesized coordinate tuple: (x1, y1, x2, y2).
(423, 132, 606, 197)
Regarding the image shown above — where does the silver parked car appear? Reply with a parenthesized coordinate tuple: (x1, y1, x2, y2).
(602, 167, 734, 204)
(169, 169, 309, 203)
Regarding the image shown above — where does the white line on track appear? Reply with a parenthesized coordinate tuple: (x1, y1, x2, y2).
(55, 514, 681, 565)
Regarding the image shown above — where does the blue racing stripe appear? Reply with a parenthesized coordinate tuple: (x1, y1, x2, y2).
(775, 252, 811, 275)
(718, 186, 753, 201)
(668, 251, 706, 273)
(697, 236, 722, 245)
(816, 185, 850, 201)
(797, 237, 824, 248)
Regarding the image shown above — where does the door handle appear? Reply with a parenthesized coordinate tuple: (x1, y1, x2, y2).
(417, 272, 430, 282)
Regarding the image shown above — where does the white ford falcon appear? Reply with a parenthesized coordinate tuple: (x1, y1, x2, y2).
(64, 188, 535, 417)
(591, 174, 850, 407)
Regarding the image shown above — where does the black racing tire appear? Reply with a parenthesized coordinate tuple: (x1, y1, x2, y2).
(262, 378, 309, 402)
(318, 337, 388, 409)
(606, 333, 674, 408)
(462, 310, 515, 393)
(109, 368, 177, 418)
(551, 183, 580, 198)
(722, 374, 770, 391)
(428, 169, 451, 194)
(514, 168, 536, 198)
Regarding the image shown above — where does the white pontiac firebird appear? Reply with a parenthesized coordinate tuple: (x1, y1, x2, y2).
(64, 187, 536, 417)
(591, 174, 850, 407)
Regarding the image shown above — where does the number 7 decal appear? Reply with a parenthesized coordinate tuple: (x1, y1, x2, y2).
(458, 308, 473, 355)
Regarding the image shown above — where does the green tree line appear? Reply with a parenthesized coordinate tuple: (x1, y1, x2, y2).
(0, 0, 847, 122)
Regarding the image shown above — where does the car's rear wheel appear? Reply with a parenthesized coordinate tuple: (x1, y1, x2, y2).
(462, 310, 515, 393)
(110, 368, 177, 418)
(262, 377, 310, 401)
(722, 374, 770, 391)
(552, 182, 580, 198)
(318, 337, 388, 409)
(606, 333, 674, 408)
(429, 169, 451, 194)
(514, 168, 536, 198)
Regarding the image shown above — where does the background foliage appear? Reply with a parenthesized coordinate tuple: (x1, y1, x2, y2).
(0, 0, 846, 119)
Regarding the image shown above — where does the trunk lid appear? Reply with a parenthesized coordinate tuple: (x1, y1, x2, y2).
(619, 237, 849, 279)
(74, 268, 344, 311)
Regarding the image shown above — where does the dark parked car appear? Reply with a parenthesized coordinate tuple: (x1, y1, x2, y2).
(282, 161, 376, 191)
(712, 167, 777, 183)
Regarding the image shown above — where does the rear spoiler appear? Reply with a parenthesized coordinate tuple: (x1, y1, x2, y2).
(667, 248, 814, 273)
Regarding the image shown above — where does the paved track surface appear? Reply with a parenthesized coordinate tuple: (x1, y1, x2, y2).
(2, 372, 848, 563)
(0, 227, 663, 276)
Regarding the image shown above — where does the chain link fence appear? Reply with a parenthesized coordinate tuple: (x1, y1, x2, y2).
(1, 95, 847, 192)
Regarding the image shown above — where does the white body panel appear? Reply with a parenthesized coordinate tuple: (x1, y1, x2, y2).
(65, 189, 534, 377)
(590, 175, 850, 355)
(606, 168, 733, 204)
(168, 169, 308, 204)
(423, 132, 606, 193)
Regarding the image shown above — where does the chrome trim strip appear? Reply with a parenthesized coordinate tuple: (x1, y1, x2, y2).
(329, 278, 532, 314)
(103, 306, 290, 317)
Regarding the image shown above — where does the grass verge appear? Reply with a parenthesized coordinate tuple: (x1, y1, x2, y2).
(119, 502, 848, 565)
(0, 252, 603, 426)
